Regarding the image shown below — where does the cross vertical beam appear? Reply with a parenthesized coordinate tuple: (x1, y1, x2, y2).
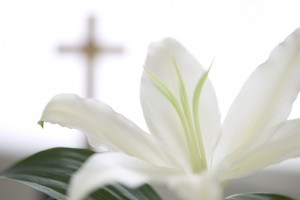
(58, 16, 123, 98)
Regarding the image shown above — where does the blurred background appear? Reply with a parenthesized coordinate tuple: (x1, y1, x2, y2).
(0, 0, 300, 199)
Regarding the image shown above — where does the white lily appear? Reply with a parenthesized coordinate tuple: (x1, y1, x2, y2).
(40, 28, 300, 200)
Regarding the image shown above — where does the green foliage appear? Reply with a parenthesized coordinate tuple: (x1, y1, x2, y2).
(226, 193, 295, 200)
(0, 147, 162, 200)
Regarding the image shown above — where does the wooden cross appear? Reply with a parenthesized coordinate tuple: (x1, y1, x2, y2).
(58, 16, 123, 98)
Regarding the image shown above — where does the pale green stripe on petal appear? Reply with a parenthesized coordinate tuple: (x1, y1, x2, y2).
(144, 66, 186, 128)
(141, 38, 221, 172)
(145, 60, 211, 172)
(144, 65, 193, 169)
(192, 69, 211, 169)
(223, 119, 300, 180)
(170, 50, 213, 172)
(217, 28, 300, 164)
(39, 94, 166, 166)
(169, 50, 203, 172)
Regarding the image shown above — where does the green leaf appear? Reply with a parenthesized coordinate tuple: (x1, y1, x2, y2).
(0, 147, 162, 200)
(89, 184, 162, 200)
(226, 193, 295, 200)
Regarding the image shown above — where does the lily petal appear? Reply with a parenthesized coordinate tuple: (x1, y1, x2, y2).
(69, 152, 181, 200)
(141, 38, 221, 171)
(168, 173, 222, 200)
(223, 119, 300, 180)
(217, 28, 300, 162)
(40, 94, 166, 165)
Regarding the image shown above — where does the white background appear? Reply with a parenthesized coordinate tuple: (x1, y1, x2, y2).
(0, 0, 300, 164)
